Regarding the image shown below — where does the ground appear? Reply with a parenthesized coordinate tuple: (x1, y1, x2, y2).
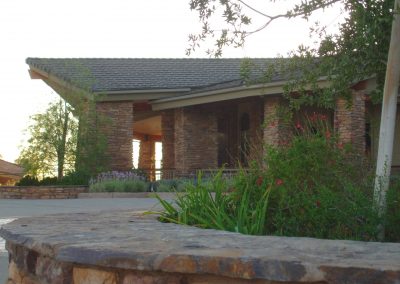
(0, 198, 160, 283)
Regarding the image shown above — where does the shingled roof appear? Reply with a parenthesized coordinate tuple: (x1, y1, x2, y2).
(0, 159, 24, 179)
(26, 58, 287, 94)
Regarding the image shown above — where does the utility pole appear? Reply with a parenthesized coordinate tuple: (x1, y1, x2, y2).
(373, 0, 400, 240)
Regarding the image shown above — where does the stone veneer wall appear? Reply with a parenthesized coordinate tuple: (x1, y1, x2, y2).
(0, 186, 88, 199)
(161, 110, 175, 170)
(335, 92, 366, 152)
(2, 211, 400, 284)
(245, 98, 264, 161)
(96, 101, 134, 171)
(174, 106, 218, 174)
(263, 96, 292, 146)
(138, 140, 155, 170)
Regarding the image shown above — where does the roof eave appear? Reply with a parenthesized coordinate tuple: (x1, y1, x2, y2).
(28, 65, 191, 102)
(151, 78, 331, 110)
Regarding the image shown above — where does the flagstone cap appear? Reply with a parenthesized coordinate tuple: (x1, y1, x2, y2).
(1, 210, 400, 283)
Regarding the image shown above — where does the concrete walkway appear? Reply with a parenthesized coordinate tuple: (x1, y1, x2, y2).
(0, 198, 161, 283)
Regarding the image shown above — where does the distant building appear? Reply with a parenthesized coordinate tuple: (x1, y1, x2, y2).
(0, 159, 24, 185)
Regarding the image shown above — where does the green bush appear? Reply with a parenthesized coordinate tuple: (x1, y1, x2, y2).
(157, 171, 270, 235)
(16, 175, 40, 186)
(89, 179, 147, 192)
(153, 179, 191, 192)
(15, 171, 90, 186)
(60, 171, 90, 185)
(157, 117, 400, 242)
(385, 176, 400, 241)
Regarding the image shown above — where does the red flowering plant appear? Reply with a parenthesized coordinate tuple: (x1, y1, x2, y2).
(262, 112, 383, 240)
(157, 111, 400, 242)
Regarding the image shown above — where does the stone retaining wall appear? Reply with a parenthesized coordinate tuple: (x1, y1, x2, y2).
(1, 211, 400, 284)
(0, 186, 88, 199)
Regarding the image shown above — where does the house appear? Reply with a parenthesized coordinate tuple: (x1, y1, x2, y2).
(0, 159, 24, 185)
(25, 58, 400, 177)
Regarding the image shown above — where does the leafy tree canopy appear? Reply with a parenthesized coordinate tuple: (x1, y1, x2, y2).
(17, 99, 78, 179)
(188, 0, 394, 108)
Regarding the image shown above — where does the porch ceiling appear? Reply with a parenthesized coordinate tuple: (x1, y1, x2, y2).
(133, 116, 161, 136)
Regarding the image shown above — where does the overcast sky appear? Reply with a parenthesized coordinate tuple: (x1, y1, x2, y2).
(0, 0, 343, 162)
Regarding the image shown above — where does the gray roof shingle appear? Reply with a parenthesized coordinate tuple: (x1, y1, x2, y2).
(26, 58, 288, 94)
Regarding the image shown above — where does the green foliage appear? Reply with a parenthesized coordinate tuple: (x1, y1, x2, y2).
(157, 172, 270, 235)
(89, 180, 147, 193)
(74, 99, 110, 175)
(385, 176, 400, 241)
(17, 99, 78, 179)
(188, 0, 394, 106)
(16, 175, 40, 186)
(131, 168, 149, 181)
(89, 171, 147, 192)
(16, 171, 90, 186)
(59, 171, 91, 186)
(153, 179, 186, 192)
(157, 119, 400, 242)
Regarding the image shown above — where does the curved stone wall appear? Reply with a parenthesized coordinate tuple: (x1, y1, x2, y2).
(1, 211, 400, 284)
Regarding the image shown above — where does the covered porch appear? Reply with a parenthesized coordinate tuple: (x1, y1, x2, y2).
(26, 58, 393, 180)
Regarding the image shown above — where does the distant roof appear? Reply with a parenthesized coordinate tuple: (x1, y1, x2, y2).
(26, 58, 288, 94)
(0, 159, 24, 178)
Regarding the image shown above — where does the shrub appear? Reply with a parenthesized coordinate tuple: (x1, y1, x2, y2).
(157, 115, 400, 242)
(152, 179, 191, 192)
(89, 179, 147, 192)
(89, 171, 148, 192)
(157, 171, 270, 235)
(16, 175, 40, 186)
(15, 171, 90, 186)
(385, 176, 400, 242)
(60, 171, 90, 185)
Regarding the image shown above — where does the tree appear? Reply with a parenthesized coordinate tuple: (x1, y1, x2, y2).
(17, 99, 78, 179)
(188, 0, 399, 239)
(188, 0, 393, 106)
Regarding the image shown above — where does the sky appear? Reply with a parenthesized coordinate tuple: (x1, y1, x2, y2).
(0, 0, 344, 162)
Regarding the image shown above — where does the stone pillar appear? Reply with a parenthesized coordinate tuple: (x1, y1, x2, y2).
(174, 106, 218, 174)
(138, 140, 155, 170)
(263, 96, 292, 146)
(335, 92, 366, 151)
(138, 139, 155, 180)
(161, 110, 175, 170)
(96, 101, 133, 171)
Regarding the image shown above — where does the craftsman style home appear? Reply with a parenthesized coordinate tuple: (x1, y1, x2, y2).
(26, 58, 400, 178)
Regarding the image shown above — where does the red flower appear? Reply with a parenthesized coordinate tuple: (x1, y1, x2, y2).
(325, 130, 331, 140)
(316, 200, 321, 208)
(295, 122, 303, 130)
(309, 112, 317, 122)
(256, 176, 263, 186)
(275, 179, 284, 186)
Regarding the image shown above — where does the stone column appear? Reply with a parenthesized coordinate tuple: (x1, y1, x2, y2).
(161, 110, 175, 170)
(96, 101, 133, 171)
(138, 139, 155, 180)
(334, 92, 366, 151)
(138, 140, 155, 170)
(263, 96, 292, 146)
(174, 106, 218, 175)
